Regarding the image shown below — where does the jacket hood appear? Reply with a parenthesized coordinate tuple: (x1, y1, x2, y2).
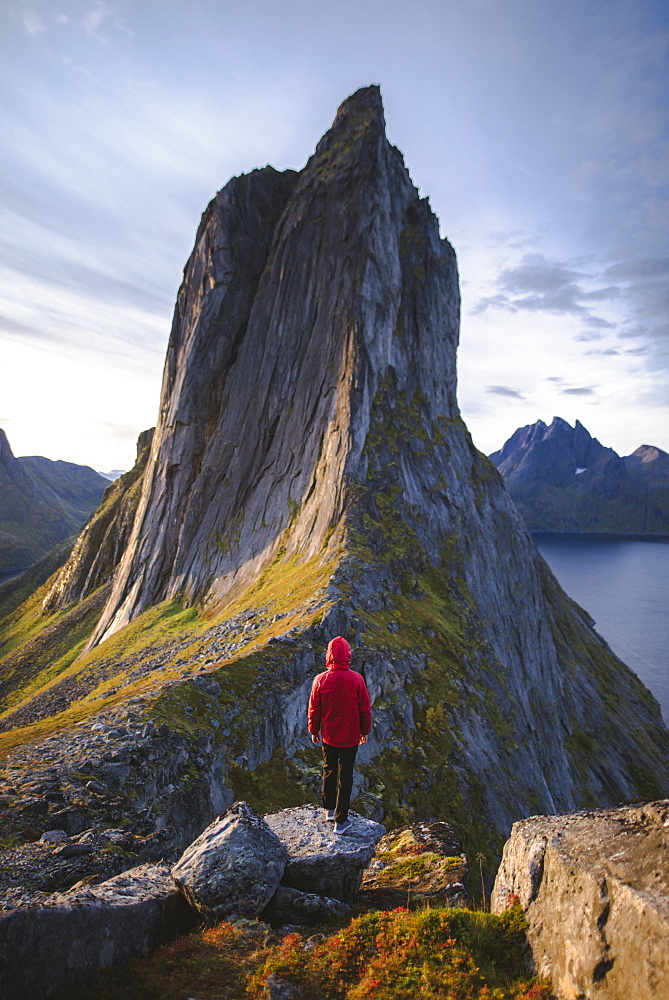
(326, 635, 351, 669)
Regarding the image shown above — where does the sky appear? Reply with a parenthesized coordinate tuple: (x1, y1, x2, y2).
(1, 0, 668, 472)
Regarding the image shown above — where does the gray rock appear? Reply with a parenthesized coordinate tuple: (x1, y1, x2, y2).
(492, 800, 669, 1000)
(0, 864, 192, 1000)
(55, 843, 95, 858)
(39, 829, 69, 844)
(171, 800, 287, 922)
(193, 675, 222, 699)
(262, 885, 352, 926)
(45, 805, 91, 836)
(265, 805, 385, 904)
(86, 779, 108, 795)
(101, 762, 130, 789)
(264, 973, 298, 999)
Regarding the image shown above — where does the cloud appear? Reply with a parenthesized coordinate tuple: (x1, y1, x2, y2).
(582, 315, 615, 329)
(100, 421, 140, 443)
(605, 256, 669, 282)
(472, 253, 618, 330)
(561, 387, 597, 396)
(21, 9, 44, 35)
(83, 1, 110, 35)
(486, 385, 526, 400)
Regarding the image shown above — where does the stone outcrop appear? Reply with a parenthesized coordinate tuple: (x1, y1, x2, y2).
(0, 803, 381, 997)
(360, 821, 468, 909)
(0, 427, 108, 575)
(85, 82, 459, 646)
(0, 863, 193, 1000)
(172, 800, 287, 922)
(262, 885, 352, 927)
(491, 800, 669, 1000)
(490, 417, 669, 534)
(265, 804, 385, 904)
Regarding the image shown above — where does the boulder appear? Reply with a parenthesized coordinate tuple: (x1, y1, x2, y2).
(264, 974, 298, 999)
(0, 863, 192, 1000)
(171, 800, 287, 922)
(491, 800, 669, 1000)
(264, 805, 385, 905)
(360, 821, 468, 909)
(262, 885, 352, 927)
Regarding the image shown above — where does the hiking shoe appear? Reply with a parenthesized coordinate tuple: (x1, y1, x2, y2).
(324, 809, 335, 821)
(333, 819, 352, 835)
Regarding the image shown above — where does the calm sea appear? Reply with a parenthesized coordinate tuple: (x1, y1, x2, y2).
(534, 533, 669, 725)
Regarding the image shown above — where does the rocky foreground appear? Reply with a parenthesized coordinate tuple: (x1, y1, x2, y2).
(1, 798, 667, 999)
(0, 800, 387, 998)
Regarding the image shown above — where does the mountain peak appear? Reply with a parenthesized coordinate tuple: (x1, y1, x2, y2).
(333, 84, 384, 127)
(630, 444, 668, 464)
(492, 417, 669, 533)
(82, 84, 458, 645)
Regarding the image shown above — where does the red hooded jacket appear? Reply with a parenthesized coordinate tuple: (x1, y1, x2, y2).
(308, 636, 372, 748)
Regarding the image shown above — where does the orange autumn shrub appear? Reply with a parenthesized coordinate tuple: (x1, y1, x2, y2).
(247, 906, 553, 1000)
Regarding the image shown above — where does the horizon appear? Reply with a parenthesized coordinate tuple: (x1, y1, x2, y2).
(1, 0, 668, 469)
(3, 412, 666, 478)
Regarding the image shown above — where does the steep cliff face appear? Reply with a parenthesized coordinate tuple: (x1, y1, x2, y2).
(1, 87, 668, 868)
(87, 87, 458, 646)
(490, 417, 669, 533)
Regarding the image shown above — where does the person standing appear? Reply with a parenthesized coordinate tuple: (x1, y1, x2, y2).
(308, 635, 372, 834)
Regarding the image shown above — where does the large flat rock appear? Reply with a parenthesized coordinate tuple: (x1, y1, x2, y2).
(0, 863, 191, 1000)
(491, 800, 669, 1000)
(264, 804, 385, 904)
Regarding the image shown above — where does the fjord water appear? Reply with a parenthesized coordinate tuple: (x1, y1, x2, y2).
(535, 533, 669, 724)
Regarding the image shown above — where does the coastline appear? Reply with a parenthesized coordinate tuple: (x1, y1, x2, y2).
(531, 531, 669, 544)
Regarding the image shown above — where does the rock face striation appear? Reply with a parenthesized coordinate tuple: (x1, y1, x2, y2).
(0, 428, 108, 575)
(491, 801, 669, 1000)
(2, 86, 669, 871)
(490, 417, 669, 534)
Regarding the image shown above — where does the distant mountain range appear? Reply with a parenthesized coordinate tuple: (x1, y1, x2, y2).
(0, 428, 109, 575)
(490, 417, 669, 534)
(97, 468, 126, 482)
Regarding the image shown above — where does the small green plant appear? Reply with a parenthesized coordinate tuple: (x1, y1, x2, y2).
(476, 852, 487, 911)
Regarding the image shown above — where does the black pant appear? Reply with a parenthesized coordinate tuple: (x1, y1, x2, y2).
(321, 742, 358, 823)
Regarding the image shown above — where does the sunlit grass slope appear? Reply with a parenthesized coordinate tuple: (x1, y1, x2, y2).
(0, 547, 338, 759)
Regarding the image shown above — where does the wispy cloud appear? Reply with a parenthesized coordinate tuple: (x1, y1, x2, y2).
(473, 253, 617, 322)
(561, 387, 597, 396)
(82, 0, 111, 38)
(21, 9, 44, 35)
(486, 385, 526, 400)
